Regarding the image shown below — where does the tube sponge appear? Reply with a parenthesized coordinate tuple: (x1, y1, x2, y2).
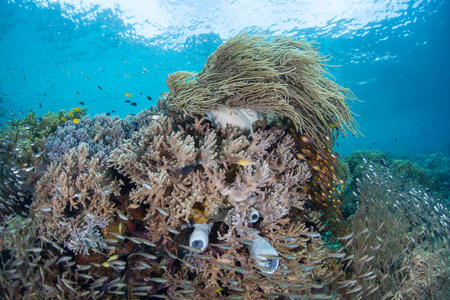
(248, 235, 279, 274)
(189, 223, 213, 252)
(248, 207, 260, 223)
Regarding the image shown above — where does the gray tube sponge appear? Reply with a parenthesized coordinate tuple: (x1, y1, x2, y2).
(248, 235, 279, 274)
(248, 207, 260, 223)
(189, 223, 213, 252)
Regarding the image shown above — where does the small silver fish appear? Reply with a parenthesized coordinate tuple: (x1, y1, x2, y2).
(109, 232, 126, 240)
(358, 271, 374, 278)
(61, 279, 77, 293)
(302, 232, 320, 238)
(328, 252, 346, 259)
(57, 256, 73, 264)
(133, 252, 157, 260)
(26, 248, 43, 253)
(162, 226, 180, 235)
(337, 280, 357, 289)
(179, 244, 203, 253)
(76, 265, 91, 271)
(74, 193, 88, 198)
(356, 255, 369, 263)
(116, 210, 128, 221)
(147, 277, 169, 283)
(154, 206, 169, 216)
(109, 282, 127, 289)
(141, 180, 152, 190)
(209, 243, 232, 250)
(338, 233, 354, 241)
(108, 290, 125, 295)
(77, 274, 93, 280)
(101, 188, 115, 195)
(346, 285, 363, 294)
(133, 286, 154, 292)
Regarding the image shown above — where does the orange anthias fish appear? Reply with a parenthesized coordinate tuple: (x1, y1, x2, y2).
(124, 93, 132, 97)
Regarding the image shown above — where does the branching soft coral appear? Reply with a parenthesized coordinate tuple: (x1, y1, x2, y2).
(106, 116, 355, 298)
(32, 143, 118, 254)
(109, 117, 309, 228)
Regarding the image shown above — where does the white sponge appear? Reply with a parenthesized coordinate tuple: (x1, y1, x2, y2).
(189, 223, 213, 252)
(248, 235, 279, 274)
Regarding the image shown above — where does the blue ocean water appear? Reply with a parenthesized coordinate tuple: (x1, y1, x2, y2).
(0, 0, 449, 156)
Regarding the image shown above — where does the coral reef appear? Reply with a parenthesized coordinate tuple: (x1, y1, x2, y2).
(342, 150, 438, 206)
(0, 33, 449, 300)
(32, 142, 118, 255)
(0, 216, 53, 298)
(0, 112, 354, 299)
(390, 159, 435, 190)
(0, 109, 87, 221)
(160, 33, 359, 148)
(416, 152, 450, 198)
(0, 113, 448, 300)
(108, 117, 349, 297)
(340, 157, 449, 299)
(45, 113, 133, 162)
(109, 117, 310, 230)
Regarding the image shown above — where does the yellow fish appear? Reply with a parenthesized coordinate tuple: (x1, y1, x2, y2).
(327, 123, 339, 129)
(69, 112, 74, 117)
(73, 107, 81, 111)
(106, 254, 119, 262)
(237, 158, 254, 166)
(124, 93, 132, 97)
(60, 117, 66, 121)
(73, 118, 80, 124)
(297, 153, 307, 160)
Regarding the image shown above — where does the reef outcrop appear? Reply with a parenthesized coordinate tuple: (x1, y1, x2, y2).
(2, 33, 447, 300)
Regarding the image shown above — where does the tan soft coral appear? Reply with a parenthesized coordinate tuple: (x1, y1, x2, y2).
(177, 216, 340, 299)
(32, 143, 117, 254)
(109, 117, 309, 229)
(1, 110, 358, 299)
(108, 116, 353, 298)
